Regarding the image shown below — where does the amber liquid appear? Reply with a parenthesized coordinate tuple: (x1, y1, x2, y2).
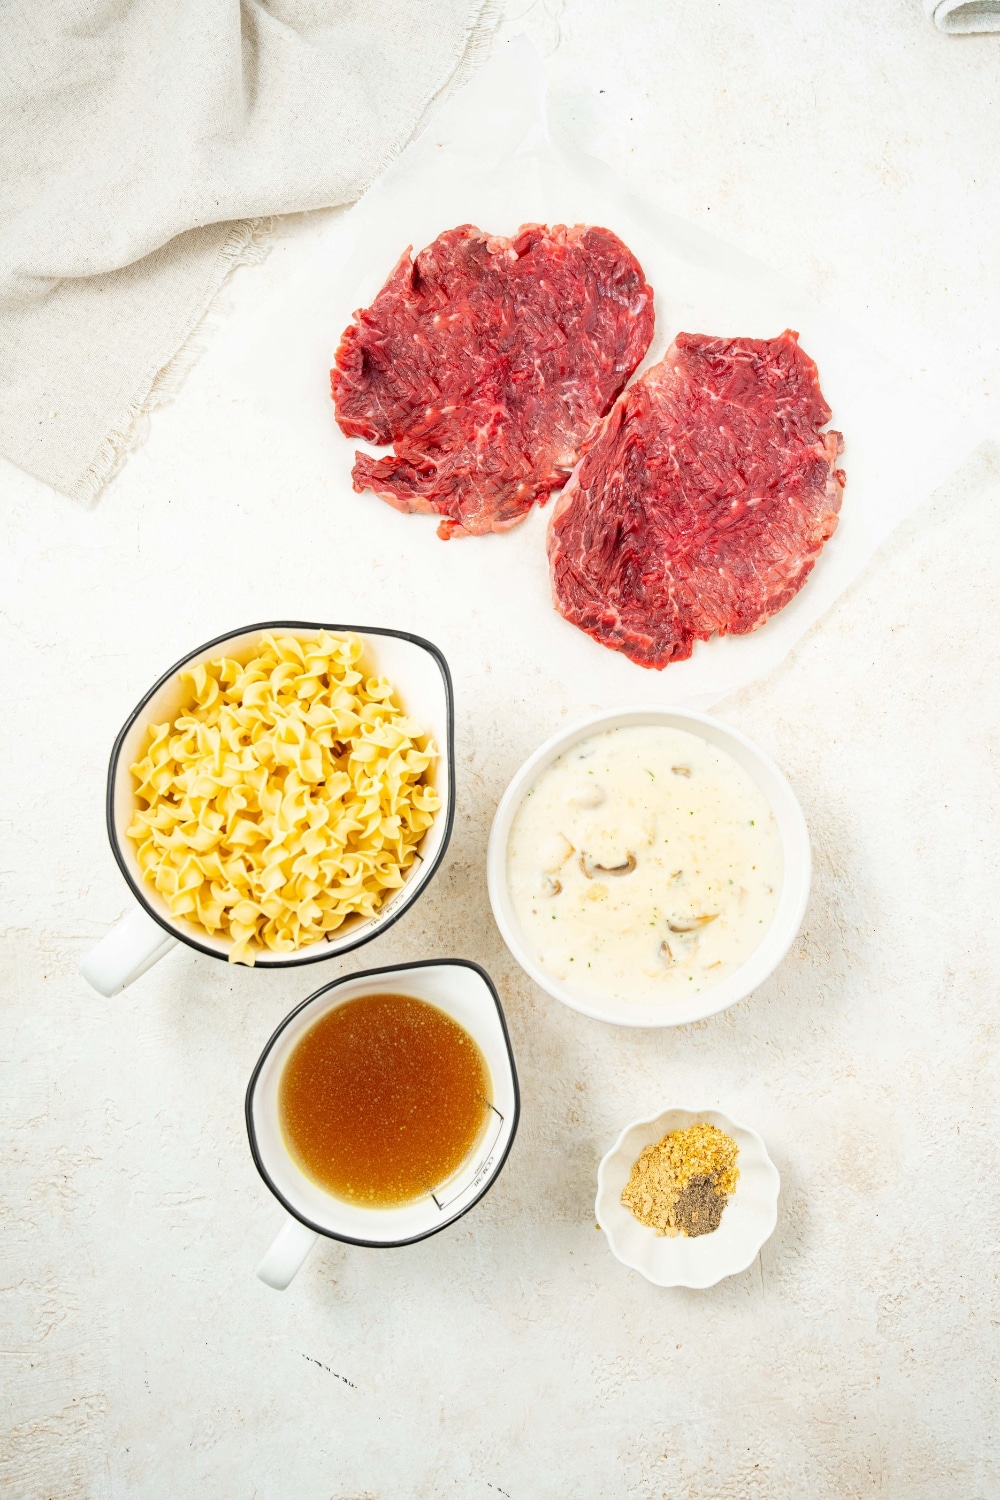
(278, 993, 492, 1207)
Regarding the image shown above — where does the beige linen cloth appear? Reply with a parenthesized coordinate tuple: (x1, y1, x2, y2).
(0, 0, 497, 501)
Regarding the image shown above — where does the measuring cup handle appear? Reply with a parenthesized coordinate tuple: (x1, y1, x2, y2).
(256, 1215, 319, 1290)
(80, 904, 178, 997)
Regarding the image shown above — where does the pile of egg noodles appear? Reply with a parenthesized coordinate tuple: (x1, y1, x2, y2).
(127, 632, 439, 964)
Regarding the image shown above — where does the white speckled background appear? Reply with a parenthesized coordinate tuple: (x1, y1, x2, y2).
(2, 3, 999, 1496)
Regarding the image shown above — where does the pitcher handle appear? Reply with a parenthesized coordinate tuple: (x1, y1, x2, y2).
(256, 1215, 319, 1290)
(80, 904, 178, 996)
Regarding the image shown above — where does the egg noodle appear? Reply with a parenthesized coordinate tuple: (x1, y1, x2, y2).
(126, 632, 440, 964)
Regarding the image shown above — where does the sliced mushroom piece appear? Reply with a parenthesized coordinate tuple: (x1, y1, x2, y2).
(658, 940, 675, 967)
(666, 913, 718, 933)
(579, 851, 637, 879)
(671, 765, 692, 777)
(540, 874, 562, 896)
(539, 832, 574, 873)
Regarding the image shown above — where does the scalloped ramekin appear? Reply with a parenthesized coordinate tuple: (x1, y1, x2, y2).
(595, 1105, 780, 1288)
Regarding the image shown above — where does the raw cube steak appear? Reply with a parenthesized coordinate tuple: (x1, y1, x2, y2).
(331, 223, 654, 540)
(547, 329, 846, 668)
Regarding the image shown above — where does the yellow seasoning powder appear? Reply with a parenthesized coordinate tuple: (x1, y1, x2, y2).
(621, 1123, 739, 1238)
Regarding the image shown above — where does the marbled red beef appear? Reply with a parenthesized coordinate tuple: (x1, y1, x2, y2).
(331, 223, 654, 540)
(547, 330, 846, 668)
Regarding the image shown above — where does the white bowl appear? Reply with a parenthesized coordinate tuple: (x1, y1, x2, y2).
(107, 620, 454, 969)
(595, 1106, 780, 1288)
(486, 706, 810, 1027)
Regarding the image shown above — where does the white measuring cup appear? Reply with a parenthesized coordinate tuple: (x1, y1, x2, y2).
(80, 621, 455, 996)
(247, 959, 520, 1289)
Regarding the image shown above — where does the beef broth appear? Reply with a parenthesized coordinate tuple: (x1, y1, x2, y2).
(279, 992, 491, 1207)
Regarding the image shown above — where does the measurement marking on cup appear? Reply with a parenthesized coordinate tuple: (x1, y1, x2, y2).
(299, 1352, 356, 1388)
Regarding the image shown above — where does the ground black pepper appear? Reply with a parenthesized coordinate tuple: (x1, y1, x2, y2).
(673, 1173, 726, 1236)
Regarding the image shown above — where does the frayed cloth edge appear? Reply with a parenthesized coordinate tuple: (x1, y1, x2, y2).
(69, 217, 274, 506)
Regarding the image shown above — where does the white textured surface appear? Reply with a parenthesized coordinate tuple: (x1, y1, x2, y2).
(1, 3, 999, 1495)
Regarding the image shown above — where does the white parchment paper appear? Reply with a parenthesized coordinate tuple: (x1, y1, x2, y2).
(230, 37, 982, 709)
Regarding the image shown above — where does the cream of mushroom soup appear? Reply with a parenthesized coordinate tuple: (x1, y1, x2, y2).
(505, 725, 783, 1005)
